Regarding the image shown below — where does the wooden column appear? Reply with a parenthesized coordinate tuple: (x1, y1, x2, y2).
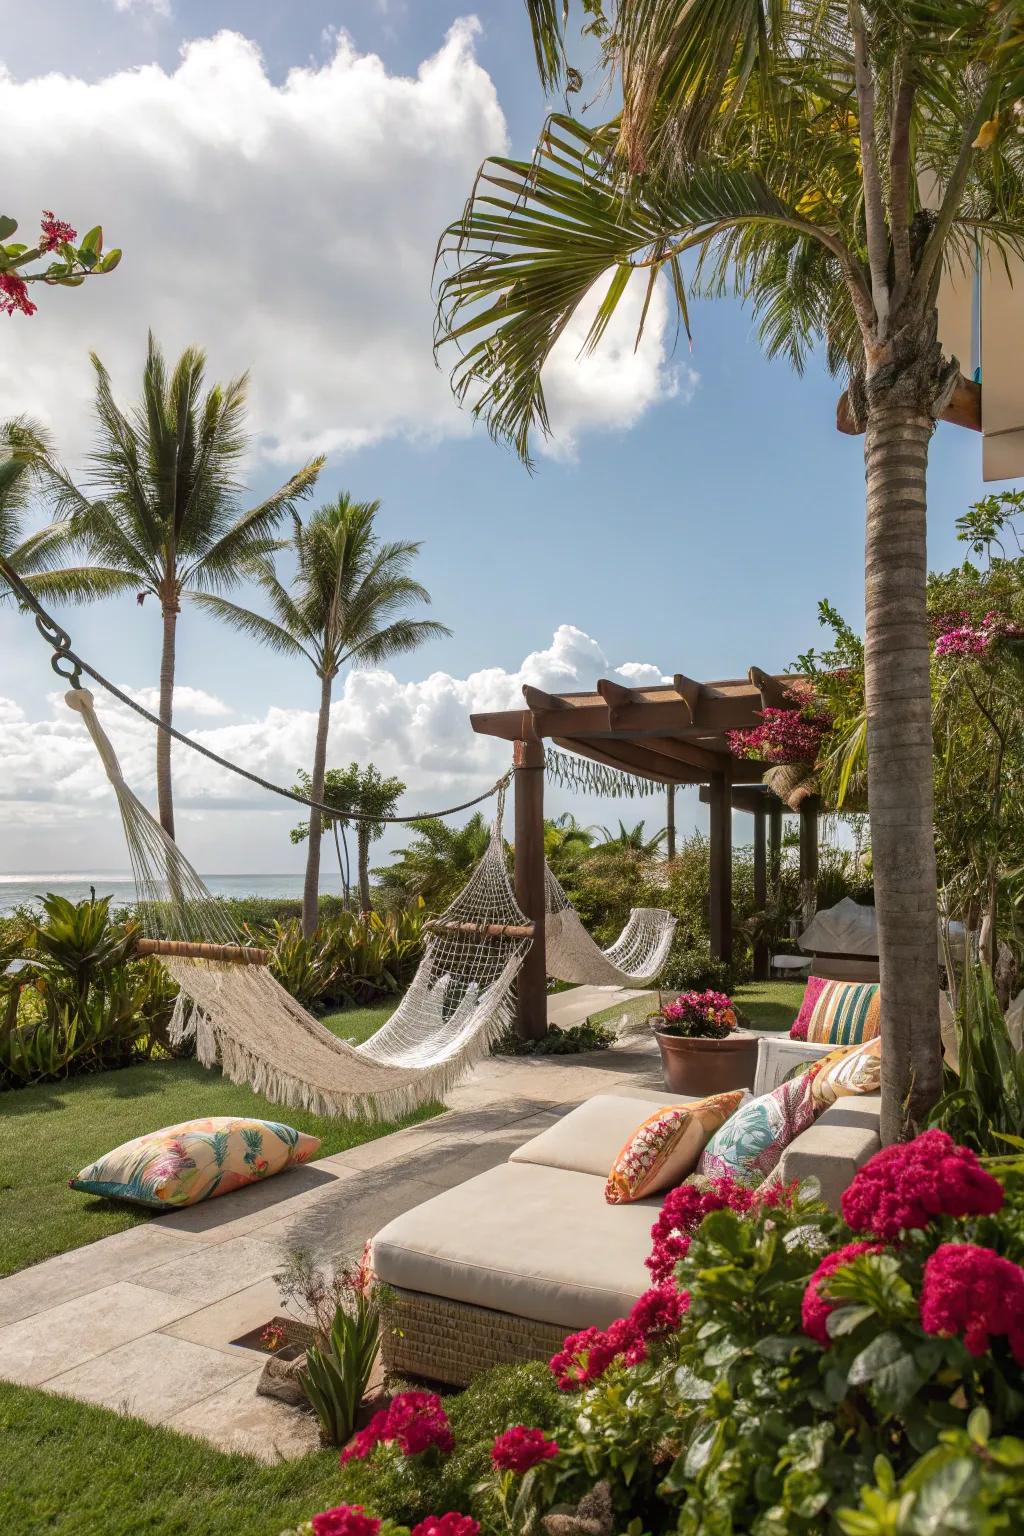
(708, 771, 733, 963)
(666, 783, 676, 861)
(753, 798, 769, 980)
(799, 795, 820, 929)
(768, 798, 783, 896)
(513, 738, 547, 1041)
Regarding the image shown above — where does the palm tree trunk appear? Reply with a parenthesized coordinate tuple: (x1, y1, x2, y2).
(863, 403, 941, 1142)
(357, 822, 371, 913)
(301, 671, 333, 938)
(157, 604, 178, 839)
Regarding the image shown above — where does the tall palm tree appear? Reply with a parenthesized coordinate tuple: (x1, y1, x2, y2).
(0, 417, 50, 563)
(196, 495, 451, 935)
(16, 335, 324, 838)
(435, 2, 1024, 1140)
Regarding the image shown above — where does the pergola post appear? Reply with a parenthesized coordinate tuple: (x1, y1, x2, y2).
(799, 795, 820, 929)
(708, 771, 733, 963)
(753, 797, 769, 980)
(666, 783, 676, 861)
(513, 738, 547, 1041)
(768, 798, 783, 896)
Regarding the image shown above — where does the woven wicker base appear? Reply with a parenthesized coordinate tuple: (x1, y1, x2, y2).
(381, 1285, 567, 1387)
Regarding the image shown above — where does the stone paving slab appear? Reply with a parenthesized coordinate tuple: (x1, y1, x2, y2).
(0, 1223, 204, 1329)
(138, 1234, 284, 1305)
(160, 1276, 300, 1355)
(161, 1366, 322, 1462)
(0, 1279, 201, 1386)
(46, 1331, 257, 1423)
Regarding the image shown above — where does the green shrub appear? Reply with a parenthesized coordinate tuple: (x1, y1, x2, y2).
(492, 1019, 615, 1056)
(656, 934, 742, 993)
(249, 907, 424, 1013)
(928, 963, 1024, 1155)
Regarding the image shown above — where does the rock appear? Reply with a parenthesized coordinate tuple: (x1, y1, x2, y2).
(256, 1350, 308, 1407)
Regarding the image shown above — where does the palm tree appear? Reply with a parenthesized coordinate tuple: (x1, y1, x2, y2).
(595, 820, 668, 858)
(17, 335, 324, 838)
(435, 2, 1024, 1140)
(0, 417, 50, 563)
(375, 812, 496, 912)
(196, 495, 451, 935)
(291, 762, 405, 912)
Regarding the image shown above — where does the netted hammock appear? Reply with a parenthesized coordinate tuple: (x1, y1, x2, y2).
(544, 865, 677, 988)
(65, 688, 532, 1121)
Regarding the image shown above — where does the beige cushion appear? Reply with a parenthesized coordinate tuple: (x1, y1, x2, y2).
(778, 1094, 881, 1210)
(510, 1092, 690, 1178)
(372, 1161, 656, 1329)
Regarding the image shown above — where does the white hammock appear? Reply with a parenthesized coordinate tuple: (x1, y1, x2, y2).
(543, 865, 677, 988)
(65, 688, 531, 1121)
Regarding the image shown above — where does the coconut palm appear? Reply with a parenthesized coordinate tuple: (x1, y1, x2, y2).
(435, 1, 1024, 1139)
(0, 417, 50, 564)
(17, 335, 324, 838)
(196, 495, 451, 935)
(375, 812, 496, 912)
(595, 820, 668, 858)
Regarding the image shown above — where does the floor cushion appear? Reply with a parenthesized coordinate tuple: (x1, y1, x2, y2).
(696, 1071, 821, 1184)
(69, 1116, 321, 1208)
(372, 1161, 658, 1330)
(604, 1090, 747, 1204)
(510, 1091, 683, 1178)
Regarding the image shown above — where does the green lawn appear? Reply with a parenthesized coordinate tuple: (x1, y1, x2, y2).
(732, 978, 807, 1031)
(0, 999, 443, 1278)
(0, 1380, 341, 1536)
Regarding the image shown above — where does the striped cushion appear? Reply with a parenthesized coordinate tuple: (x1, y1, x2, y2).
(805, 980, 880, 1046)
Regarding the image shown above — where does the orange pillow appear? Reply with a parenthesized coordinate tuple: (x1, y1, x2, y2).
(605, 1091, 746, 1205)
(810, 1036, 882, 1108)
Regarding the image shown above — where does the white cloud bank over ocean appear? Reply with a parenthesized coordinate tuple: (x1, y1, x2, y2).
(0, 625, 671, 873)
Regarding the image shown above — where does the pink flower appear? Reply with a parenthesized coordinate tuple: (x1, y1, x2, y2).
(841, 1131, 1004, 1240)
(491, 1426, 559, 1473)
(801, 1241, 883, 1346)
(920, 1243, 1024, 1363)
(39, 210, 77, 253)
(340, 1392, 453, 1463)
(410, 1517, 479, 1536)
(646, 1176, 757, 1283)
(549, 1282, 689, 1389)
(934, 610, 1024, 658)
(0, 272, 36, 317)
(311, 1507, 380, 1536)
(728, 693, 832, 766)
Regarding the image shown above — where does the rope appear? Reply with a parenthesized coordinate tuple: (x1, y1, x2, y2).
(0, 556, 512, 825)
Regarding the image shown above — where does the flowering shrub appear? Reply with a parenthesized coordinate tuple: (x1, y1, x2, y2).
(549, 1281, 689, 1389)
(490, 1427, 559, 1473)
(840, 1128, 1004, 1239)
(727, 682, 833, 766)
(933, 609, 1024, 658)
(0, 209, 120, 317)
(342, 1392, 454, 1464)
(920, 1242, 1024, 1362)
(310, 1507, 381, 1536)
(800, 1240, 883, 1345)
(409, 1517, 478, 1536)
(654, 989, 737, 1039)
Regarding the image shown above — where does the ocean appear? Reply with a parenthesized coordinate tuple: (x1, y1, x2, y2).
(0, 872, 345, 915)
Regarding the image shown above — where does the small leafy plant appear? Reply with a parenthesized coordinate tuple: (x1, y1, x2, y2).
(277, 1248, 383, 1447)
(652, 989, 738, 1039)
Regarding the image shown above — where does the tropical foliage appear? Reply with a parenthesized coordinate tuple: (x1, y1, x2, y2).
(196, 494, 449, 935)
(0, 894, 177, 1088)
(928, 964, 1024, 1156)
(250, 907, 425, 1014)
(435, 0, 1024, 1138)
(292, 764, 406, 913)
(376, 813, 497, 913)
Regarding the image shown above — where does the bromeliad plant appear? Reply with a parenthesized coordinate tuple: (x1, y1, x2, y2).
(281, 1248, 384, 1448)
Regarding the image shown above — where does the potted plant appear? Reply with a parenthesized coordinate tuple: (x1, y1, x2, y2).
(649, 989, 758, 1096)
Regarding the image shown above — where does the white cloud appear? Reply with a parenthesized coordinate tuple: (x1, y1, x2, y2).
(127, 684, 232, 719)
(110, 0, 172, 17)
(0, 625, 670, 870)
(0, 23, 680, 471)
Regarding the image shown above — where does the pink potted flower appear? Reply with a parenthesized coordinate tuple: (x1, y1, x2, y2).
(649, 990, 757, 1095)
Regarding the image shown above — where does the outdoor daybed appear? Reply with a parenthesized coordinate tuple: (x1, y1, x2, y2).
(372, 1050, 881, 1387)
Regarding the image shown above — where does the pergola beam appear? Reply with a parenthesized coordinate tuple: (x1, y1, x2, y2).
(748, 665, 790, 710)
(672, 673, 701, 721)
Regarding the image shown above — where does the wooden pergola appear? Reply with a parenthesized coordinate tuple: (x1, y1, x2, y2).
(471, 668, 820, 1039)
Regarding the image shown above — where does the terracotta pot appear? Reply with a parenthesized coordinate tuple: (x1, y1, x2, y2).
(650, 1023, 759, 1097)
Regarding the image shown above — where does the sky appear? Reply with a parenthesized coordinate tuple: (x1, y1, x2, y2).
(0, 0, 1014, 879)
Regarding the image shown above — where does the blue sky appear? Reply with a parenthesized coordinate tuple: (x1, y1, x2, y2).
(0, 1, 1010, 876)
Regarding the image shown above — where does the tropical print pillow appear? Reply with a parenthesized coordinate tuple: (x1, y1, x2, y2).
(804, 979, 881, 1045)
(695, 1071, 821, 1184)
(69, 1116, 320, 1209)
(604, 1090, 747, 1205)
(810, 1036, 882, 1108)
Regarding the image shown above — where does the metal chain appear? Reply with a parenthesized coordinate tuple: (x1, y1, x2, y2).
(0, 556, 513, 825)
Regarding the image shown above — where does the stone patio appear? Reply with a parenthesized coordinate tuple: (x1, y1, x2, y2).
(0, 986, 663, 1462)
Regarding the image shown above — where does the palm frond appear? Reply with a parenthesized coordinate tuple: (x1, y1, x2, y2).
(187, 592, 314, 663)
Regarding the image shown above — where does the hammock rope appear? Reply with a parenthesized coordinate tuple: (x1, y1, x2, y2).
(65, 686, 532, 1120)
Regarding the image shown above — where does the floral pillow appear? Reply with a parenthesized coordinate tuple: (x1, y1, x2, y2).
(810, 1036, 882, 1108)
(605, 1090, 747, 1204)
(696, 1071, 822, 1185)
(69, 1116, 321, 1209)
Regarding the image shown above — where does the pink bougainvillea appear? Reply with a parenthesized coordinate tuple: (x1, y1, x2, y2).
(728, 685, 833, 766)
(491, 1426, 559, 1473)
(920, 1243, 1024, 1363)
(340, 1391, 454, 1463)
(0, 272, 37, 317)
(39, 210, 77, 253)
(410, 1516, 480, 1536)
(841, 1130, 1004, 1240)
(933, 610, 1024, 658)
(311, 1507, 381, 1536)
(801, 1241, 884, 1346)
